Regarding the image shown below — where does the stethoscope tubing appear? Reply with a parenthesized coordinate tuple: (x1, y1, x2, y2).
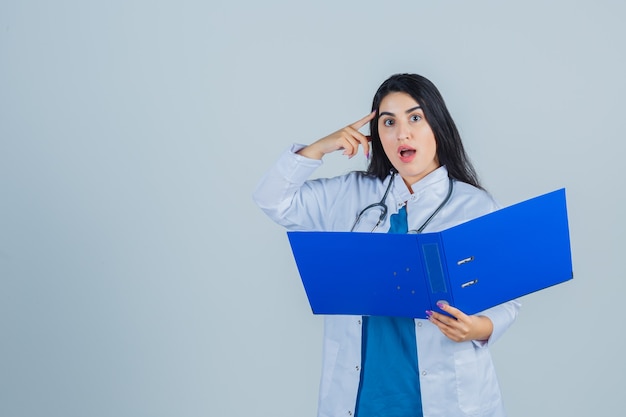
(409, 177, 454, 234)
(349, 172, 395, 232)
(350, 172, 454, 233)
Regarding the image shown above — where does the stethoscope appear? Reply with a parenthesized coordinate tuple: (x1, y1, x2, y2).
(350, 171, 455, 233)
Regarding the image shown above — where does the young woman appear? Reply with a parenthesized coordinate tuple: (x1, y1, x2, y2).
(253, 73, 520, 417)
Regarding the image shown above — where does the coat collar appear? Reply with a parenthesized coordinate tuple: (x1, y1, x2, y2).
(389, 166, 450, 210)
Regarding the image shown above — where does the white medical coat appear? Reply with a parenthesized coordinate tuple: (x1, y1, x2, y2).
(253, 145, 521, 417)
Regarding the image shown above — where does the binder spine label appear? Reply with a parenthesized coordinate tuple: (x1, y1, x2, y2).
(422, 243, 447, 294)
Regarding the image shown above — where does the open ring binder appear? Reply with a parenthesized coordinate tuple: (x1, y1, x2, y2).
(287, 189, 573, 318)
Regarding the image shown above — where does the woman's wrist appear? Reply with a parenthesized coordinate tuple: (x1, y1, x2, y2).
(296, 144, 325, 160)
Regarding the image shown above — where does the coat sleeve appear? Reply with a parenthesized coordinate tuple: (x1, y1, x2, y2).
(472, 300, 521, 348)
(253, 144, 318, 227)
(252, 144, 352, 231)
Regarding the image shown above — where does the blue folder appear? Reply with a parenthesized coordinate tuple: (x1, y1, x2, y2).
(287, 188, 573, 319)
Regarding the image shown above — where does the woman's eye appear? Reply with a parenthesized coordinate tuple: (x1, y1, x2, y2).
(384, 119, 394, 127)
(410, 114, 422, 122)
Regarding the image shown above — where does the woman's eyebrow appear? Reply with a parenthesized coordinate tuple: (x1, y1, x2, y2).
(405, 105, 422, 113)
(379, 106, 422, 118)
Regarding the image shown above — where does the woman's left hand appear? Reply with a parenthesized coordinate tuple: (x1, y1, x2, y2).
(426, 303, 494, 343)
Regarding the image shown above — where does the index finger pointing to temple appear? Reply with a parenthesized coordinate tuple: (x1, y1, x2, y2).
(349, 110, 377, 130)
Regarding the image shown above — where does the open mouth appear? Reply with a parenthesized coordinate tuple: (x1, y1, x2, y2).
(398, 146, 416, 160)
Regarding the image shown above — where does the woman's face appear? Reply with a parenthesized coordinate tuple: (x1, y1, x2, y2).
(377, 91, 440, 188)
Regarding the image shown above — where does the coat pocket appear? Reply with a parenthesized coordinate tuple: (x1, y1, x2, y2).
(454, 347, 500, 415)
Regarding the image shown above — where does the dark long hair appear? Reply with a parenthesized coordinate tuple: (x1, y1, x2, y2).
(367, 73, 482, 189)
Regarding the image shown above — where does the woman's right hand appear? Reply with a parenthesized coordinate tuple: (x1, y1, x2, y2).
(296, 111, 377, 160)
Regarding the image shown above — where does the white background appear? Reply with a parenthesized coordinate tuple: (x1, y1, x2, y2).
(1, 1, 625, 416)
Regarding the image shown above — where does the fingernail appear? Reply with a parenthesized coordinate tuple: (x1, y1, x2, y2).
(425, 310, 433, 317)
(366, 152, 370, 160)
(436, 302, 445, 309)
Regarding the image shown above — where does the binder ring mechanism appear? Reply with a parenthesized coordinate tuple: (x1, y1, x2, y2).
(457, 256, 474, 265)
(457, 256, 479, 289)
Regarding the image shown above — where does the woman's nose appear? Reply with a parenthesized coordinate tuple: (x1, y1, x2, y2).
(396, 122, 410, 140)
